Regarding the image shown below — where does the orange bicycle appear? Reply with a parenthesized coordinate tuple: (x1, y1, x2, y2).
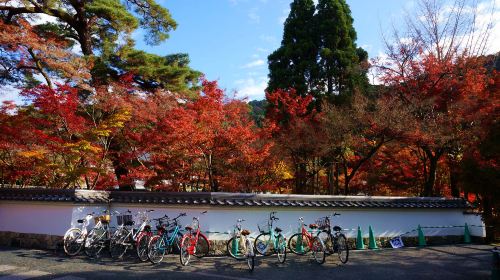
(179, 211, 210, 266)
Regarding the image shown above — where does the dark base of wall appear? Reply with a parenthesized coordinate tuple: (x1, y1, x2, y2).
(0, 231, 63, 250)
(0, 231, 486, 256)
(347, 235, 485, 250)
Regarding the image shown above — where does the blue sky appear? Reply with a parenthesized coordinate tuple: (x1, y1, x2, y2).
(133, 0, 417, 100)
(0, 0, 497, 103)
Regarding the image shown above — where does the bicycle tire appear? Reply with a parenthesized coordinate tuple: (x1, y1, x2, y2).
(317, 230, 334, 255)
(179, 235, 191, 266)
(254, 233, 272, 256)
(148, 235, 166, 264)
(311, 236, 326, 264)
(288, 233, 311, 255)
(63, 228, 84, 256)
(276, 234, 286, 263)
(227, 237, 245, 260)
(110, 227, 128, 259)
(245, 238, 255, 272)
(194, 234, 209, 258)
(136, 232, 150, 262)
(84, 228, 106, 259)
(336, 233, 349, 264)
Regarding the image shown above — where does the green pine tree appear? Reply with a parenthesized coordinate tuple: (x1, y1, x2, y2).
(267, 0, 368, 105)
(267, 0, 319, 97)
(316, 0, 368, 104)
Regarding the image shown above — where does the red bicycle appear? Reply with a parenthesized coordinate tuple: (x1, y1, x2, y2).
(287, 217, 326, 264)
(179, 211, 210, 266)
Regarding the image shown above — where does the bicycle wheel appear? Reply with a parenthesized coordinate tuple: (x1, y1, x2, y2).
(311, 236, 326, 264)
(317, 231, 334, 255)
(227, 237, 245, 260)
(136, 232, 150, 262)
(170, 232, 183, 254)
(148, 235, 166, 264)
(194, 234, 209, 258)
(288, 233, 311, 255)
(179, 235, 191, 266)
(245, 238, 255, 272)
(110, 228, 128, 259)
(336, 233, 349, 264)
(84, 228, 106, 259)
(254, 233, 272, 256)
(276, 234, 287, 263)
(63, 228, 84, 256)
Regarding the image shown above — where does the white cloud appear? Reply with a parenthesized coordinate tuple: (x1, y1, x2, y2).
(248, 8, 260, 23)
(259, 34, 277, 43)
(234, 76, 268, 100)
(242, 59, 265, 68)
(0, 86, 23, 105)
(279, 8, 290, 25)
(256, 47, 269, 53)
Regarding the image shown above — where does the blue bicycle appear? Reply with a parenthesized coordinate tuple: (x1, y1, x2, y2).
(147, 213, 186, 264)
(254, 211, 287, 263)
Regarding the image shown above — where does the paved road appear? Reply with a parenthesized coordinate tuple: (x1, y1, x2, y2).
(0, 244, 494, 280)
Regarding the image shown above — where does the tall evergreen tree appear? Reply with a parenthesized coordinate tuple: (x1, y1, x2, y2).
(267, 0, 368, 104)
(267, 0, 318, 97)
(316, 0, 368, 103)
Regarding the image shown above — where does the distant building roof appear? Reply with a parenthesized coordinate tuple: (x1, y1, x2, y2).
(0, 188, 469, 209)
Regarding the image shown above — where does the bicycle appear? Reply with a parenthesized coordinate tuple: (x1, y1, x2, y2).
(179, 211, 210, 266)
(148, 212, 186, 264)
(84, 209, 113, 259)
(226, 218, 255, 272)
(63, 212, 95, 256)
(316, 212, 349, 264)
(254, 211, 287, 263)
(287, 217, 326, 264)
(109, 209, 154, 261)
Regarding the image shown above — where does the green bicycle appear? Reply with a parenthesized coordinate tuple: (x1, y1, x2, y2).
(254, 211, 287, 263)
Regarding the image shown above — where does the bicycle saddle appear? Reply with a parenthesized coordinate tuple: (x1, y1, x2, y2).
(241, 229, 251, 236)
(185, 226, 193, 231)
(77, 219, 84, 224)
(309, 223, 318, 229)
(333, 225, 342, 231)
(274, 227, 282, 233)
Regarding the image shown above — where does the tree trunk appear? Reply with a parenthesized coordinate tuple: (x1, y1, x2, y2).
(327, 162, 334, 195)
(450, 167, 460, 198)
(482, 196, 494, 242)
(422, 147, 443, 197)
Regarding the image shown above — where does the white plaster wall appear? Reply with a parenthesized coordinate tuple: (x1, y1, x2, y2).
(111, 204, 485, 240)
(0, 201, 485, 238)
(0, 202, 74, 235)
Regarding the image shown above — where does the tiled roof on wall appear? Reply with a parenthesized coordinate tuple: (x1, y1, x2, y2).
(0, 188, 470, 209)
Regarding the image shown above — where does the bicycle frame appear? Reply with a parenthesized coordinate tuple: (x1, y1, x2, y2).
(181, 211, 209, 256)
(295, 218, 316, 253)
(229, 218, 252, 256)
(257, 212, 284, 254)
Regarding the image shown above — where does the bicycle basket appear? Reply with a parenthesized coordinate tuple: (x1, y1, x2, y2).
(95, 215, 111, 224)
(257, 220, 270, 233)
(191, 218, 199, 230)
(316, 217, 330, 229)
(117, 214, 133, 226)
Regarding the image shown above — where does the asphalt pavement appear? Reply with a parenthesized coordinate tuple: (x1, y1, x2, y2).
(0, 244, 494, 280)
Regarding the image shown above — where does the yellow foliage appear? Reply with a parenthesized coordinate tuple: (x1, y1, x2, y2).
(274, 161, 294, 180)
(17, 150, 46, 160)
(63, 140, 101, 153)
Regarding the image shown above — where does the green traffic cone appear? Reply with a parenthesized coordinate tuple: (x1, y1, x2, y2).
(356, 226, 365, 250)
(368, 226, 378, 249)
(464, 223, 471, 244)
(418, 225, 426, 247)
